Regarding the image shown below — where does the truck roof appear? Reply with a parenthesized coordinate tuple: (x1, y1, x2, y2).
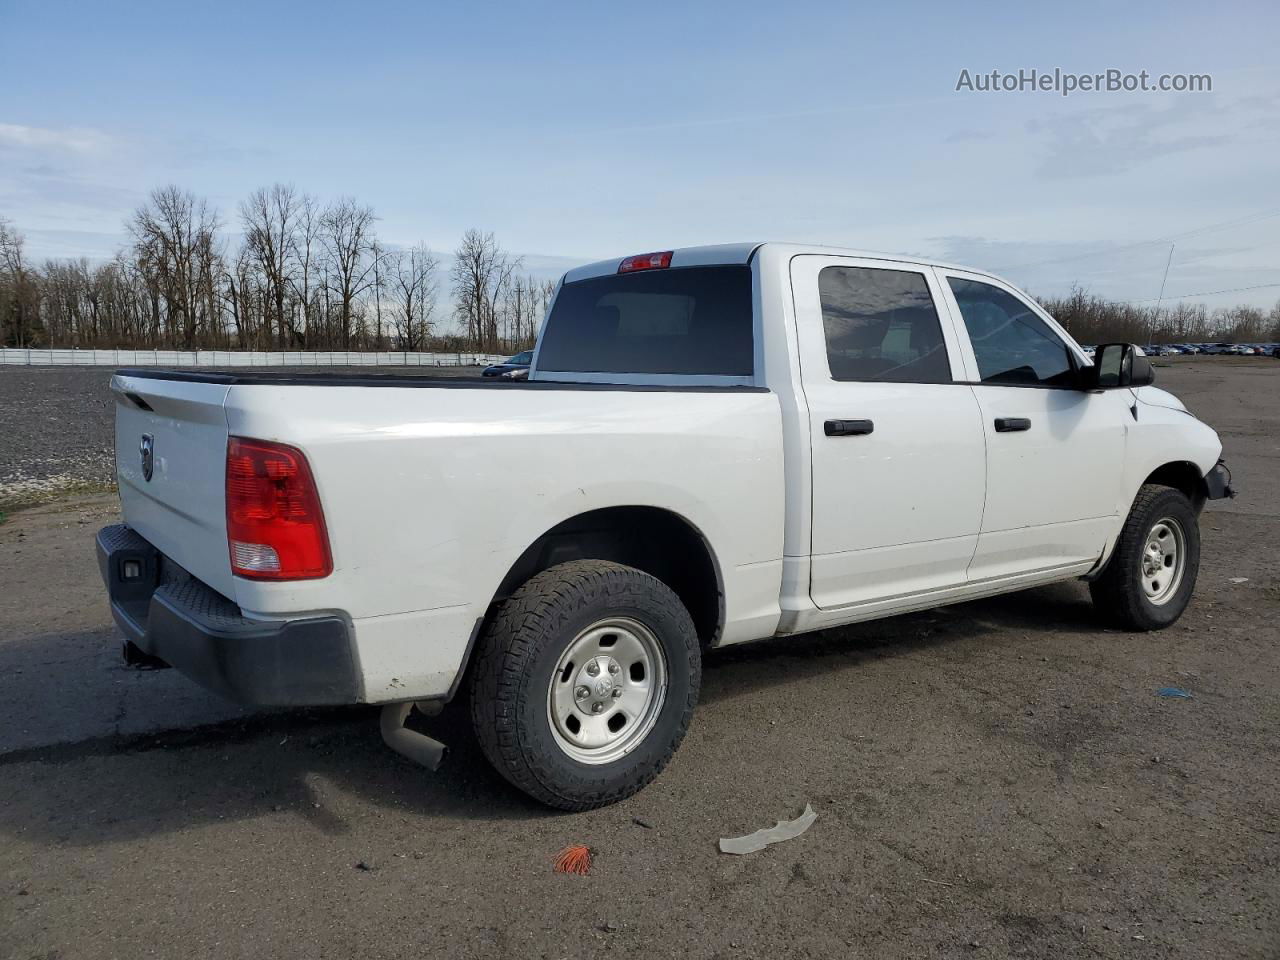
(562, 241, 992, 284)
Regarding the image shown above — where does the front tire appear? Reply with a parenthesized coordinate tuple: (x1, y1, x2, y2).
(1090, 484, 1201, 631)
(469, 560, 701, 810)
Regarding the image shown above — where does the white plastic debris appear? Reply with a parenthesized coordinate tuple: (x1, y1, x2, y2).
(718, 804, 817, 855)
(1228, 577, 1249, 584)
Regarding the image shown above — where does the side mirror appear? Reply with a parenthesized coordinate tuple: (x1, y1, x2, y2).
(1087, 342, 1155, 389)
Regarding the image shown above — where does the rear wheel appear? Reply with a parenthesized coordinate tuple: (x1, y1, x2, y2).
(470, 560, 701, 810)
(1090, 484, 1200, 630)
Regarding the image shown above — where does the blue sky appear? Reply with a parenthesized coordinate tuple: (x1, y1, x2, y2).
(2, 0, 1279, 308)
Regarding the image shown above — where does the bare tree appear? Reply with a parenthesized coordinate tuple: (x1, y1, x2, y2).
(500, 274, 559, 347)
(240, 184, 300, 348)
(128, 186, 223, 349)
(284, 193, 322, 347)
(0, 217, 39, 346)
(39, 258, 90, 345)
(1040, 285, 1249, 345)
(221, 245, 261, 348)
(385, 244, 438, 351)
(320, 198, 378, 348)
(451, 230, 521, 352)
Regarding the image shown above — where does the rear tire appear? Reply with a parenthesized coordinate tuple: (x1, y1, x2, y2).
(1090, 484, 1200, 631)
(469, 560, 701, 810)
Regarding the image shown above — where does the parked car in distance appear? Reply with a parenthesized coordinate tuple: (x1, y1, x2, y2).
(482, 350, 534, 377)
(95, 241, 1236, 810)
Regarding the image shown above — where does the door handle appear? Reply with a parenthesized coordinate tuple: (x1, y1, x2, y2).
(994, 417, 1032, 433)
(824, 419, 874, 437)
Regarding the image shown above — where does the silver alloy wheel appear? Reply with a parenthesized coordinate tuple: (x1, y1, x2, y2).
(547, 617, 668, 765)
(1140, 516, 1186, 606)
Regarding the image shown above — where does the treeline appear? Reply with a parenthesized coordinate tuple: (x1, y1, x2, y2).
(1037, 286, 1280, 345)
(0, 185, 556, 352)
(4, 199, 1279, 352)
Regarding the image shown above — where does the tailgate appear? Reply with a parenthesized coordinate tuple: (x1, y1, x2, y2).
(112, 373, 236, 599)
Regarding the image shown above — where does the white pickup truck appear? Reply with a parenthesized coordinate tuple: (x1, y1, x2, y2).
(96, 242, 1235, 809)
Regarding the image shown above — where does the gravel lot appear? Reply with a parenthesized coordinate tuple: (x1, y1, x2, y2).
(0, 358, 1276, 959)
(0, 366, 117, 505)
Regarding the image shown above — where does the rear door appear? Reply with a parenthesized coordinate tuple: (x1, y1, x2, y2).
(936, 271, 1128, 580)
(790, 255, 987, 609)
(112, 373, 236, 598)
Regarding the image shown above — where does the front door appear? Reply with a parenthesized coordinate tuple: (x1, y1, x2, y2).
(937, 271, 1129, 580)
(790, 256, 988, 610)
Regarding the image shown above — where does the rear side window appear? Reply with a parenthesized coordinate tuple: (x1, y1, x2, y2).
(947, 278, 1075, 386)
(536, 266, 753, 376)
(818, 266, 951, 383)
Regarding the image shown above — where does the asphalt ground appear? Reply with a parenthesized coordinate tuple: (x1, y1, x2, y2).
(0, 357, 1276, 959)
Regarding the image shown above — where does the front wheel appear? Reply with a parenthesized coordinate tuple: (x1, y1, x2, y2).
(469, 560, 701, 810)
(1090, 484, 1201, 631)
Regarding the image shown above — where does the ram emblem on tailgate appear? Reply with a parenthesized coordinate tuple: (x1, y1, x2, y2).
(139, 434, 154, 482)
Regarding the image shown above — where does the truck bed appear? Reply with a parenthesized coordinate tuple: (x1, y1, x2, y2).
(109, 365, 787, 702)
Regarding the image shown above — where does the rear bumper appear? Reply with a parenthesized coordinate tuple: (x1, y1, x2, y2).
(96, 524, 360, 706)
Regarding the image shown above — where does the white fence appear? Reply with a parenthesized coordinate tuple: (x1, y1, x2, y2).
(0, 348, 507, 368)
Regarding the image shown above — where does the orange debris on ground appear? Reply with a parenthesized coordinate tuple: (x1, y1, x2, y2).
(553, 844, 593, 875)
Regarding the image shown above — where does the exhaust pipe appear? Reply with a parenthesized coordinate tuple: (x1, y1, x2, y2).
(379, 701, 447, 771)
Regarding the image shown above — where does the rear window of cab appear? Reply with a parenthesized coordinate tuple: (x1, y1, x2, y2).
(536, 266, 753, 376)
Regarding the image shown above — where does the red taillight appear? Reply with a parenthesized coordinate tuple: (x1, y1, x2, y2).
(617, 251, 672, 273)
(225, 437, 332, 580)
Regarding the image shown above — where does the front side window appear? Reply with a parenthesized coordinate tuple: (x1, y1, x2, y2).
(947, 277, 1074, 386)
(818, 266, 951, 383)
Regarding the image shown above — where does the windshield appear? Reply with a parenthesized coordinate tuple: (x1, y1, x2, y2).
(509, 351, 533, 364)
(535, 265, 753, 376)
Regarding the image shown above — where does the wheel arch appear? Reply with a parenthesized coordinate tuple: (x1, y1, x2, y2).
(1142, 460, 1209, 513)
(1089, 461, 1208, 583)
(488, 506, 725, 649)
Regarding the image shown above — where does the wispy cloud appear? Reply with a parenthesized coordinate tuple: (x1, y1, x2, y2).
(0, 123, 138, 235)
(17, 227, 129, 263)
(0, 123, 112, 154)
(943, 127, 997, 144)
(1029, 101, 1231, 180)
(0, 165, 143, 216)
(927, 231, 1280, 305)
(550, 95, 957, 140)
